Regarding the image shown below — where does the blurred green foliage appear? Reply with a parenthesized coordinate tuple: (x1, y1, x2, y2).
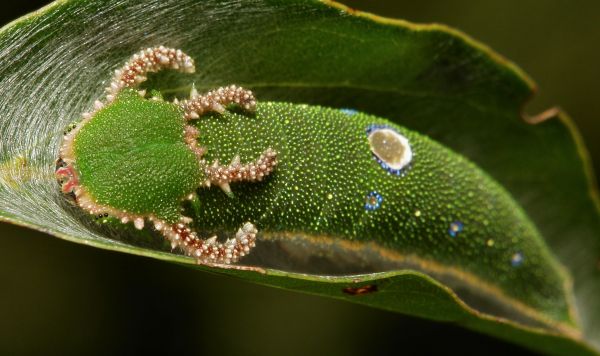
(1, 1, 597, 355)
(343, 0, 600, 180)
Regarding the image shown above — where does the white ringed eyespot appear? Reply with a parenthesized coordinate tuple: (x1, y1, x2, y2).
(366, 124, 412, 175)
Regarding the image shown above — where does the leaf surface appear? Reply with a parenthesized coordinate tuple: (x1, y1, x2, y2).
(0, 0, 598, 354)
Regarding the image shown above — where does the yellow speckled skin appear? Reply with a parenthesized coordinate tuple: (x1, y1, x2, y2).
(191, 102, 573, 323)
(72, 92, 573, 325)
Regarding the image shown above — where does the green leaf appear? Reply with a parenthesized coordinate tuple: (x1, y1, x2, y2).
(0, 0, 598, 354)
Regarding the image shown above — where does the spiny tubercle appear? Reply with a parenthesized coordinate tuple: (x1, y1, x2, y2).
(183, 125, 206, 159)
(106, 46, 195, 103)
(155, 220, 258, 264)
(178, 85, 257, 120)
(203, 148, 278, 193)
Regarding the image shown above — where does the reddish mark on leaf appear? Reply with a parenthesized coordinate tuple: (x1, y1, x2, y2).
(342, 284, 378, 296)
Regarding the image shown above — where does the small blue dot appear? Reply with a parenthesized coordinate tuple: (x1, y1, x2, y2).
(365, 191, 383, 211)
(511, 252, 524, 267)
(448, 221, 464, 237)
(340, 108, 358, 116)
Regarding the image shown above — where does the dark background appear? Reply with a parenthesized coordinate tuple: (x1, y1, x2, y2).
(2, 1, 598, 355)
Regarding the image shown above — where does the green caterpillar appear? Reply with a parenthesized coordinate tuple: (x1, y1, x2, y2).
(55, 47, 575, 330)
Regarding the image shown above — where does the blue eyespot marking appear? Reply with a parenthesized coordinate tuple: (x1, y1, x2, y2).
(448, 221, 464, 237)
(365, 191, 383, 211)
(511, 251, 525, 267)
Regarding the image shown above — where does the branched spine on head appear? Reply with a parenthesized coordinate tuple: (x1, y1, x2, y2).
(204, 148, 278, 194)
(155, 220, 257, 264)
(179, 85, 256, 119)
(55, 46, 278, 267)
(106, 46, 195, 103)
(178, 84, 274, 194)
